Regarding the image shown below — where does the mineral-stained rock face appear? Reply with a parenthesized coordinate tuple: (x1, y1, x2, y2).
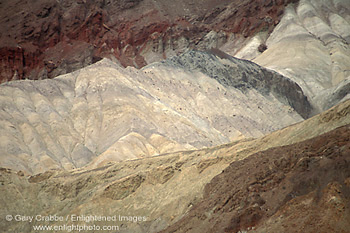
(0, 0, 297, 83)
(0, 51, 310, 174)
(0, 100, 349, 233)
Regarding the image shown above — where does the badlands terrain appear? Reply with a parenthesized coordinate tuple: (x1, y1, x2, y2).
(1, 0, 350, 232)
(0, 51, 311, 174)
(1, 101, 349, 233)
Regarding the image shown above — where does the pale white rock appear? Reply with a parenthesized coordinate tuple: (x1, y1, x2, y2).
(252, 0, 350, 112)
(0, 53, 306, 174)
(234, 33, 266, 60)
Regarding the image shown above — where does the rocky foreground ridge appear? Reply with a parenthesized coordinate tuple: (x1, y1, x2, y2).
(1, 98, 349, 233)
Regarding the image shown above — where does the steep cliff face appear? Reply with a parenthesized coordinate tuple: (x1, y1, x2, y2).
(0, 0, 297, 83)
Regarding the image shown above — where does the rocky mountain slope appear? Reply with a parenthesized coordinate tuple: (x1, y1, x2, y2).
(1, 0, 348, 113)
(0, 51, 310, 174)
(0, 0, 297, 83)
(1, 0, 350, 232)
(1, 99, 349, 233)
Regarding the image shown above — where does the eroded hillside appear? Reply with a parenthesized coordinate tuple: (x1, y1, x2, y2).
(0, 51, 309, 174)
(1, 99, 349, 233)
(1, 0, 350, 232)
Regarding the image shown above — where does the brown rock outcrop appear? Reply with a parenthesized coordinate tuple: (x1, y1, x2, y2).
(162, 124, 350, 233)
(0, 0, 298, 83)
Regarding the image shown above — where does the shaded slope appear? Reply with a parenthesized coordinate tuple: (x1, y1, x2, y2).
(162, 49, 312, 118)
(1, 100, 349, 233)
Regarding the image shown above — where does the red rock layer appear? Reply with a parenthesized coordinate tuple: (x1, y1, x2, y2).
(0, 0, 298, 83)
